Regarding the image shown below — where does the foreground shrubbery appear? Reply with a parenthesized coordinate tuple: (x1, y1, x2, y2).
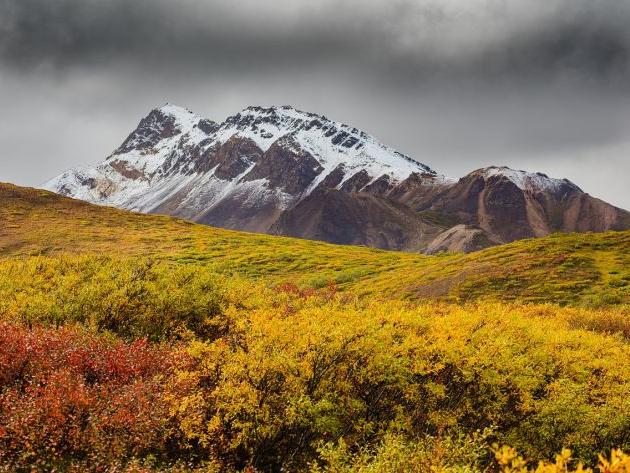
(1, 258, 630, 471)
(1, 319, 628, 473)
(170, 296, 630, 470)
(0, 323, 184, 470)
(312, 437, 630, 473)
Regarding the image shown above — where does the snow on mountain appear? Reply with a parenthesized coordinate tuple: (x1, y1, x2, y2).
(215, 105, 434, 186)
(41, 104, 630, 252)
(482, 166, 582, 194)
(43, 104, 441, 221)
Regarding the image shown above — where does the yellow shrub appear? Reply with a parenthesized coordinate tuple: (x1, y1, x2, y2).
(495, 446, 630, 473)
(165, 297, 630, 470)
(1, 254, 630, 471)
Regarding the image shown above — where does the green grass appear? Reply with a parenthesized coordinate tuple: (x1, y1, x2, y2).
(1, 182, 629, 306)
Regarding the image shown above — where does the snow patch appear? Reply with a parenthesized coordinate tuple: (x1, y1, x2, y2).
(483, 166, 580, 193)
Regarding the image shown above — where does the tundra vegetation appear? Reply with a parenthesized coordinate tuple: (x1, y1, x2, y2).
(0, 184, 629, 472)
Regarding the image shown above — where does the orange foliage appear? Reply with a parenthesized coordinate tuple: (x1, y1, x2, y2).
(0, 323, 189, 471)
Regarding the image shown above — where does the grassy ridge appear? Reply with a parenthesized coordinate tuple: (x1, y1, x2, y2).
(1, 183, 629, 306)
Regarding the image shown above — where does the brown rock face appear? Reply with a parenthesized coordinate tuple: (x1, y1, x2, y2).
(563, 193, 630, 233)
(388, 172, 453, 209)
(314, 164, 346, 191)
(271, 189, 444, 251)
(195, 194, 284, 233)
(479, 176, 532, 241)
(207, 137, 263, 180)
(416, 173, 486, 222)
(108, 160, 147, 181)
(425, 225, 500, 255)
(339, 170, 372, 193)
(411, 167, 630, 246)
(243, 137, 323, 195)
(114, 108, 185, 155)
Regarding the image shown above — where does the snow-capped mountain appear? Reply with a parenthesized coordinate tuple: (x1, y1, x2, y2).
(44, 104, 446, 233)
(417, 165, 629, 245)
(481, 166, 582, 194)
(44, 104, 630, 253)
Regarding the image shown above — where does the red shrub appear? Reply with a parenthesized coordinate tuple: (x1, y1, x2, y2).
(0, 323, 188, 471)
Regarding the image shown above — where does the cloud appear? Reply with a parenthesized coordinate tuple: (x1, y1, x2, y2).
(1, 0, 628, 85)
(0, 0, 628, 209)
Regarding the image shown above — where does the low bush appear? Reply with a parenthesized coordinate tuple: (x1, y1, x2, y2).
(0, 256, 255, 341)
(0, 323, 187, 471)
(1, 256, 630, 471)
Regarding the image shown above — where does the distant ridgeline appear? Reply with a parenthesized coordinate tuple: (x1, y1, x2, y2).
(43, 104, 630, 254)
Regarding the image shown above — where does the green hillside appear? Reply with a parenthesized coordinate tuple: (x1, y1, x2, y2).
(1, 182, 629, 306)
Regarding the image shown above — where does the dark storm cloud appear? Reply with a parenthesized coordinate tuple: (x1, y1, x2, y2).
(1, 0, 629, 84)
(0, 0, 366, 72)
(380, 0, 630, 84)
(0, 0, 629, 209)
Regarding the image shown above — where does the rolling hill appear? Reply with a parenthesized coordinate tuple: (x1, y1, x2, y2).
(1, 182, 629, 306)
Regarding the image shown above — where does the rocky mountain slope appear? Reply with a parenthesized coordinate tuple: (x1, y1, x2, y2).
(417, 166, 630, 244)
(43, 104, 630, 252)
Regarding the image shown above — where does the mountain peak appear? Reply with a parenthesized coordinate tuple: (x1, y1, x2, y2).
(151, 104, 202, 130)
(476, 166, 582, 193)
(44, 103, 439, 218)
(155, 103, 197, 117)
(242, 104, 298, 113)
(228, 104, 325, 129)
(41, 104, 630, 253)
(213, 104, 437, 182)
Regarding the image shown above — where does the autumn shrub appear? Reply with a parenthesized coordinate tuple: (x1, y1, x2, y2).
(494, 445, 630, 473)
(309, 430, 492, 472)
(312, 445, 630, 473)
(166, 298, 630, 471)
(1, 258, 630, 471)
(0, 323, 188, 471)
(561, 305, 630, 339)
(0, 256, 255, 341)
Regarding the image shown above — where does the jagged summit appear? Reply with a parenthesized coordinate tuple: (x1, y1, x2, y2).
(108, 103, 436, 180)
(44, 104, 442, 233)
(42, 104, 630, 253)
(157, 102, 197, 116)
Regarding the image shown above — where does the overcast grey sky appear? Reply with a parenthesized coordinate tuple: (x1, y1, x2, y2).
(1, 0, 629, 208)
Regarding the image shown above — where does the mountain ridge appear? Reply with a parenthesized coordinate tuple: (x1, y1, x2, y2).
(43, 104, 630, 252)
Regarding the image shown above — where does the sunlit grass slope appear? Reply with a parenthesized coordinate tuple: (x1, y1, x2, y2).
(1, 182, 629, 306)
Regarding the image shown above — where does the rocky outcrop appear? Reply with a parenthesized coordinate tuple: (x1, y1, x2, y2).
(412, 167, 630, 246)
(114, 108, 184, 155)
(203, 137, 263, 180)
(271, 189, 444, 251)
(425, 225, 500, 255)
(563, 193, 630, 233)
(242, 137, 323, 195)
